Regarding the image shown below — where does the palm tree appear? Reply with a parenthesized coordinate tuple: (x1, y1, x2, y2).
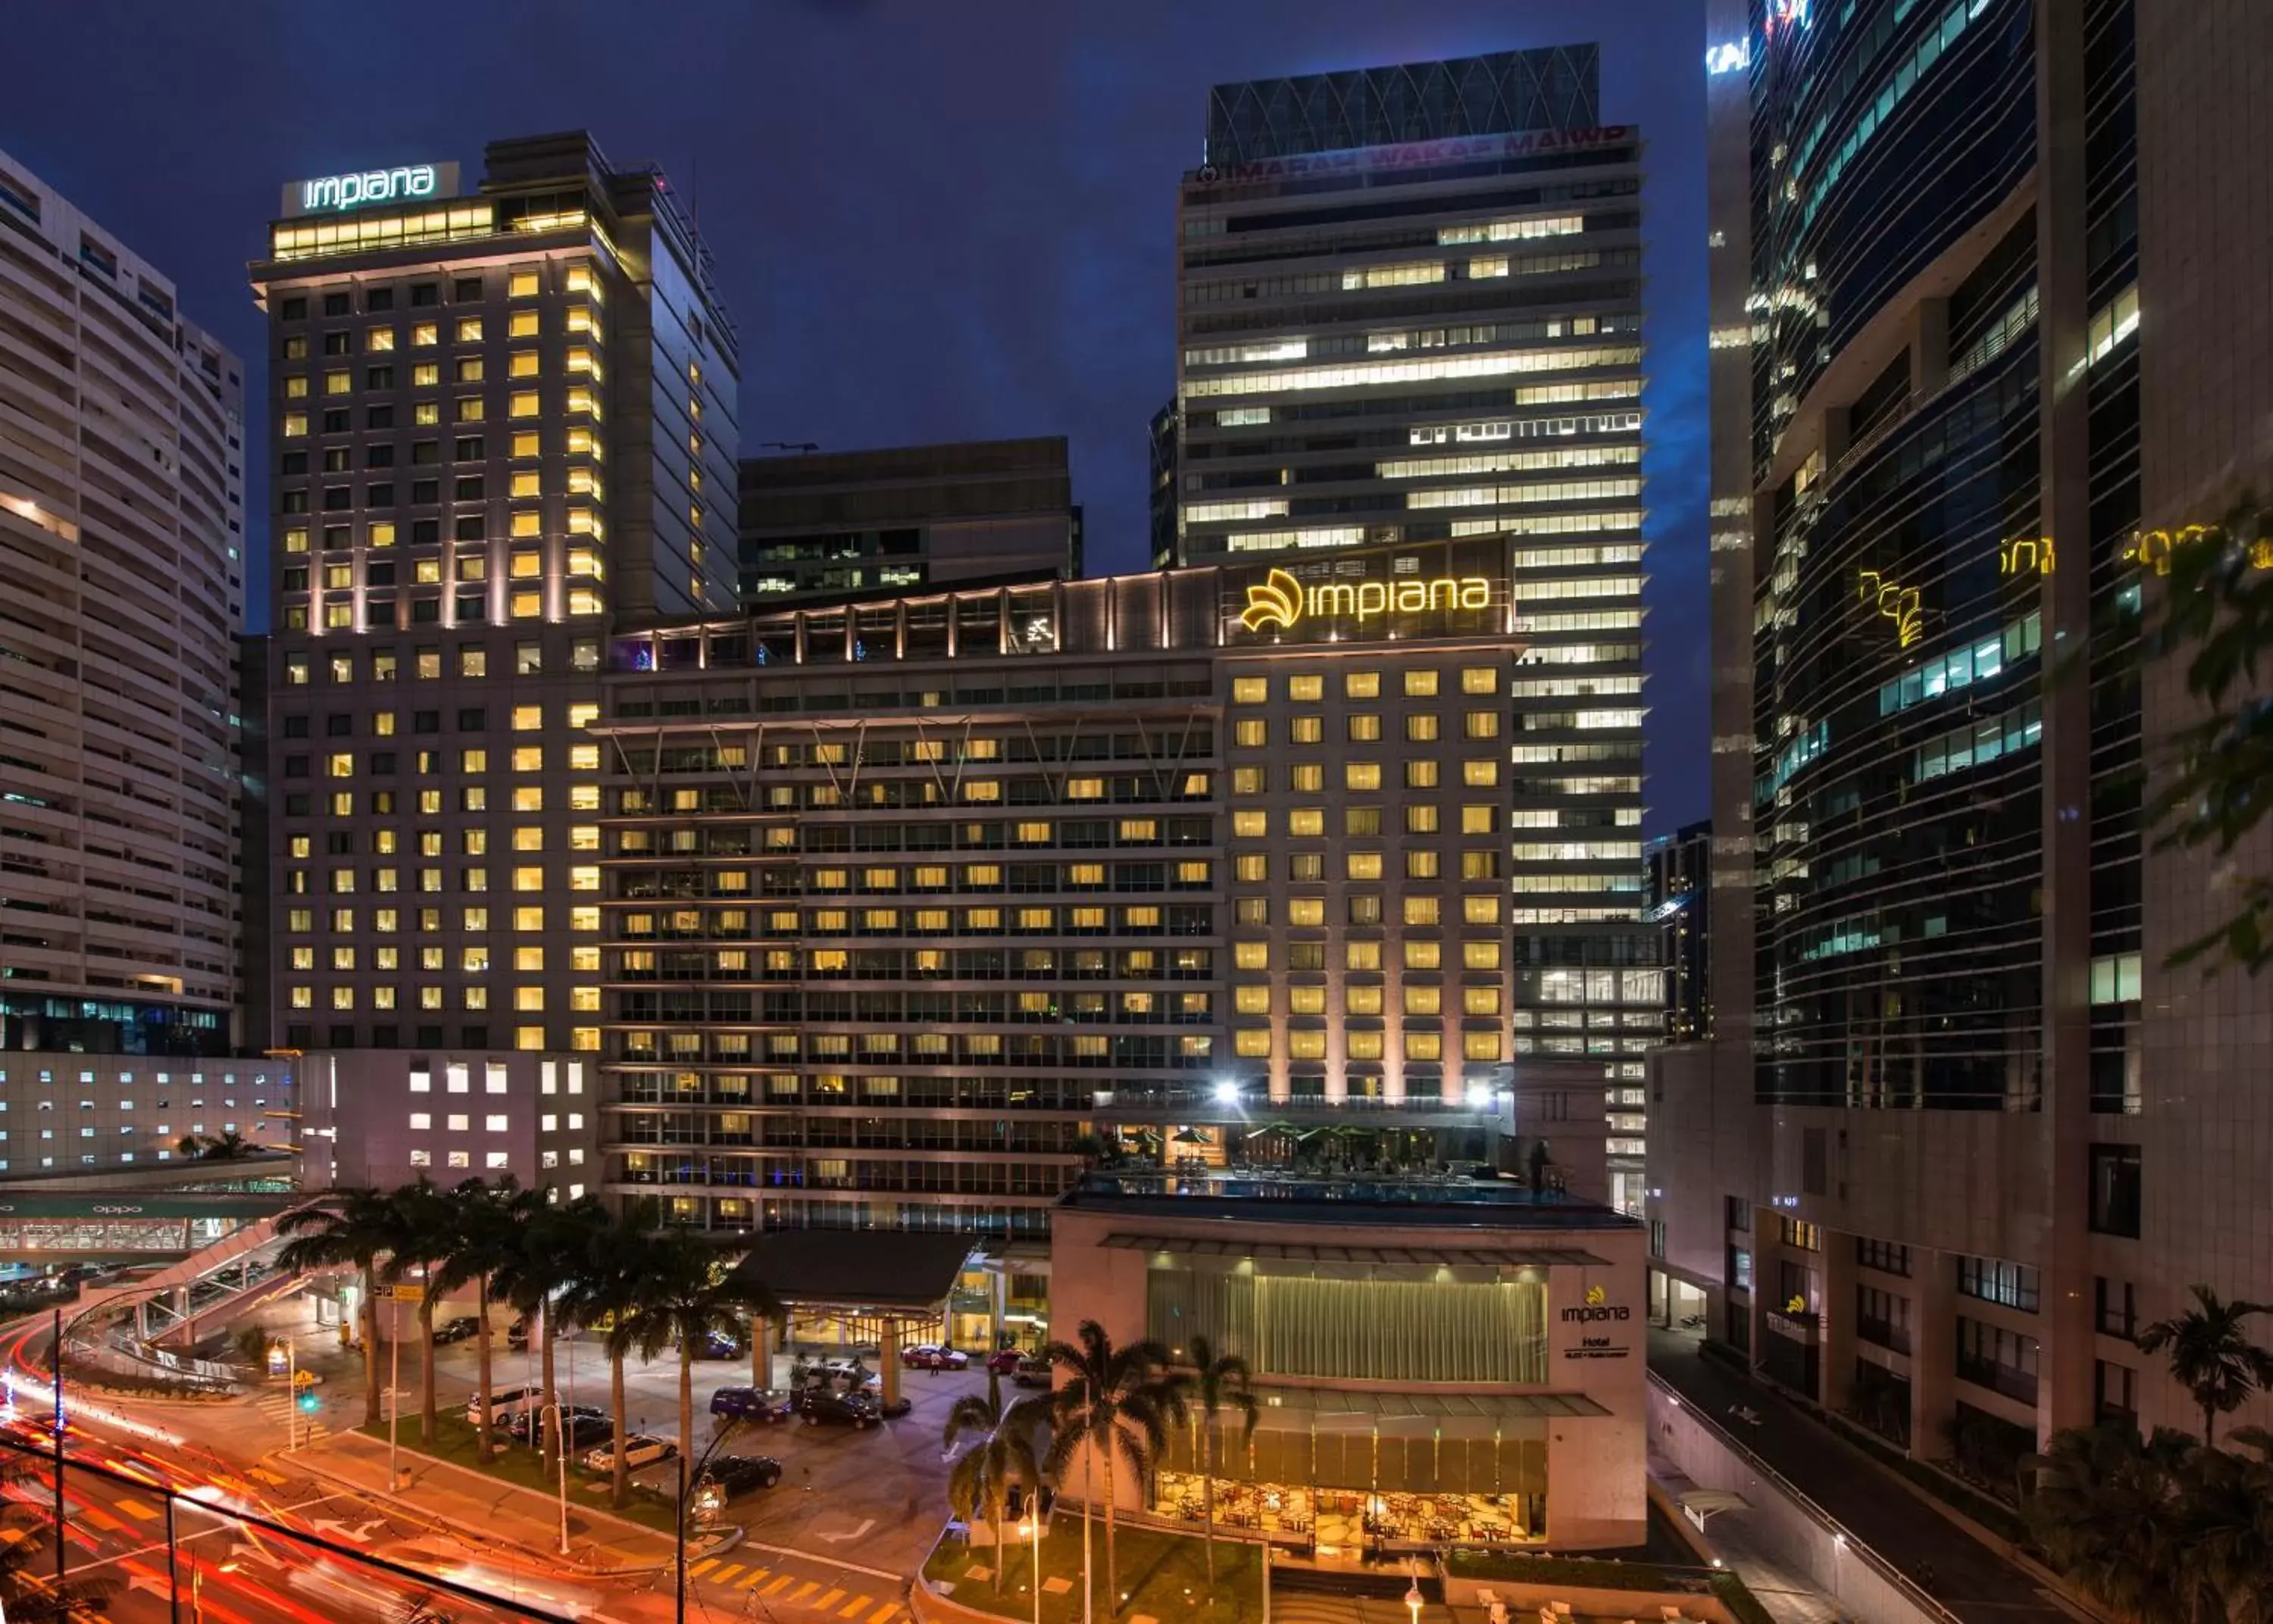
(621, 1223, 782, 1501)
(1043, 1320, 1186, 1619)
(1182, 1335, 1257, 1591)
(2138, 1285, 2273, 1445)
(943, 1372, 1049, 1594)
(377, 1179, 455, 1446)
(275, 1188, 410, 1429)
(494, 1193, 608, 1477)
(177, 1129, 254, 1161)
(2024, 1423, 2196, 1621)
(0, 1502, 117, 1619)
(567, 1200, 660, 1509)
(429, 1179, 531, 1463)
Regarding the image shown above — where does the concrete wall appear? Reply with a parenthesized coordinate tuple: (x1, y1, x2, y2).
(1646, 1379, 1943, 1624)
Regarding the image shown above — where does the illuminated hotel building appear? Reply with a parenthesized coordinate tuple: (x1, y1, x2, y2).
(0, 145, 247, 1059)
(248, 133, 738, 1126)
(1649, 0, 2273, 1459)
(1170, 48, 1659, 1210)
(596, 543, 1539, 1235)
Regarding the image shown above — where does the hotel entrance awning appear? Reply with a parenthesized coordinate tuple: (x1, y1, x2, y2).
(1100, 1232, 1610, 1268)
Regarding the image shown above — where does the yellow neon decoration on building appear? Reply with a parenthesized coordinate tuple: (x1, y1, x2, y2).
(1857, 570, 1923, 647)
(2124, 524, 2273, 575)
(1999, 536, 2055, 576)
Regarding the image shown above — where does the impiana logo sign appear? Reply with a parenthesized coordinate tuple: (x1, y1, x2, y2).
(1561, 1282, 1630, 1324)
(281, 162, 458, 218)
(304, 165, 438, 212)
(1239, 567, 1495, 635)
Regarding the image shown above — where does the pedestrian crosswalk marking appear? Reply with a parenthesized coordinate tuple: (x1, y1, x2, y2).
(738, 1567, 771, 1589)
(247, 1468, 288, 1486)
(689, 1558, 718, 1579)
(117, 1500, 159, 1523)
(762, 1574, 795, 1597)
(819, 1588, 846, 1610)
(78, 1507, 122, 1534)
(712, 1563, 744, 1583)
(870, 1606, 900, 1624)
(840, 1593, 873, 1618)
(791, 1580, 822, 1604)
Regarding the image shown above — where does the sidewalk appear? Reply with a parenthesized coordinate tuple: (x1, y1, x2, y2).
(298, 1426, 678, 1575)
(1647, 1331, 2080, 1624)
(1649, 1454, 1840, 1624)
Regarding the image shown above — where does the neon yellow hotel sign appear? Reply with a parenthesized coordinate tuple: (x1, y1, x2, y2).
(1240, 567, 1495, 634)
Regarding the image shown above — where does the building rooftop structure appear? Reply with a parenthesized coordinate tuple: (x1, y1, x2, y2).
(1060, 1170, 1639, 1236)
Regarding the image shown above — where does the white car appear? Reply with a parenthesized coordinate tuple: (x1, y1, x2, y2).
(583, 1434, 677, 1473)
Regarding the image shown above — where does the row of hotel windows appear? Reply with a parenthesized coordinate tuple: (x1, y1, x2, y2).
(409, 1148, 582, 1170)
(283, 905, 599, 933)
(289, 945, 597, 973)
(280, 786, 598, 818)
(1234, 1030, 1505, 1061)
(279, 429, 604, 495)
(281, 701, 600, 738)
(1232, 669, 1499, 701)
(276, 270, 576, 320)
(280, 342, 602, 399)
(280, 303, 602, 361)
(289, 829, 596, 857)
(283, 386, 606, 439)
(284, 592, 606, 631)
(287, 985, 596, 1014)
(286, 747, 599, 776)
(1232, 798, 1500, 832)
(284, 867, 599, 895)
(1233, 714, 1503, 744)
(283, 640, 603, 684)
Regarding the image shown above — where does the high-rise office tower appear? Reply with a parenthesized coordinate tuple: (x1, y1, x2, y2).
(1171, 48, 1659, 1210)
(1650, 1, 2273, 1458)
(249, 134, 738, 1086)
(739, 439, 1079, 604)
(0, 145, 247, 1060)
(1644, 820, 1710, 1042)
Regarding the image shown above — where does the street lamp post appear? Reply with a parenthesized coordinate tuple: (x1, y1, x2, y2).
(284, 1338, 297, 1454)
(674, 1420, 743, 1624)
(388, 1310, 402, 1489)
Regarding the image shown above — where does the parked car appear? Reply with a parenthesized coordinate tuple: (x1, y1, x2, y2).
(558, 1413, 615, 1451)
(796, 1389, 880, 1429)
(504, 1404, 604, 1442)
(505, 1316, 533, 1352)
(583, 1433, 677, 1472)
(474, 1385, 546, 1429)
(902, 1344, 969, 1371)
(696, 1329, 745, 1360)
(433, 1316, 483, 1345)
(1011, 1357, 1052, 1390)
(710, 1386, 795, 1425)
(984, 1348, 1025, 1376)
(694, 1454, 783, 1516)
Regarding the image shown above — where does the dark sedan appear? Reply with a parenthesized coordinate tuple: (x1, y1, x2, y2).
(710, 1386, 795, 1424)
(796, 1389, 881, 1429)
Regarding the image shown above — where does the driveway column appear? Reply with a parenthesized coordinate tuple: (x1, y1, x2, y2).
(880, 1321, 901, 1409)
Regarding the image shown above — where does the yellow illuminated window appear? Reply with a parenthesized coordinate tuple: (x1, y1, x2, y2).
(509, 311, 539, 338)
(511, 351, 540, 378)
(511, 471, 540, 498)
(415, 401, 439, 425)
(1231, 677, 1267, 704)
(1288, 810, 1324, 837)
(1408, 850, 1440, 879)
(1406, 1032, 1443, 1061)
(1347, 714, 1380, 742)
(283, 527, 310, 553)
(284, 375, 309, 399)
(1463, 805, 1496, 834)
(1290, 764, 1323, 792)
(1405, 896, 1441, 926)
(1233, 720, 1266, 748)
(1405, 670, 1440, 697)
(1347, 852, 1383, 880)
(1346, 763, 1380, 791)
(324, 370, 351, 395)
(570, 866, 599, 892)
(1289, 675, 1323, 701)
(511, 392, 540, 418)
(1408, 804, 1440, 834)
(568, 749, 600, 776)
(1233, 1030, 1272, 1058)
(1463, 1032, 1503, 1061)
(1463, 988, 1502, 1016)
(510, 591, 540, 620)
(1288, 898, 1324, 926)
(513, 747, 542, 772)
(283, 414, 308, 438)
(367, 520, 397, 548)
(412, 323, 438, 346)
(568, 589, 604, 616)
(511, 705, 542, 731)
(1347, 985, 1383, 1015)
(1345, 671, 1380, 698)
(1233, 942, 1268, 970)
(1465, 895, 1502, 925)
(1233, 987, 1270, 1015)
(1463, 760, 1499, 787)
(1288, 985, 1326, 1016)
(1291, 717, 1323, 745)
(510, 271, 539, 298)
(1405, 985, 1442, 1016)
(457, 395, 484, 421)
(367, 327, 396, 352)
(511, 432, 540, 458)
(566, 347, 594, 373)
(411, 363, 439, 387)
(1465, 710, 1501, 739)
(1287, 1031, 1327, 1060)
(1232, 811, 1267, 838)
(456, 317, 483, 342)
(1346, 1030, 1385, 1060)
(1462, 667, 1498, 694)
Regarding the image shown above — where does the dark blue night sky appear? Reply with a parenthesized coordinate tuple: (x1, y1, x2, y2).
(5, 0, 1707, 832)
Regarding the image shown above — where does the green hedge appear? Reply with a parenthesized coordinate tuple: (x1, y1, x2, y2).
(1443, 1550, 1712, 1594)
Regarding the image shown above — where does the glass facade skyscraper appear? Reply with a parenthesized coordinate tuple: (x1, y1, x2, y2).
(1171, 46, 1660, 1211)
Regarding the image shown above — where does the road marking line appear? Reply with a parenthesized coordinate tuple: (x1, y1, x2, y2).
(247, 1468, 288, 1486)
(870, 1607, 899, 1624)
(840, 1593, 874, 1618)
(712, 1563, 744, 1583)
(739, 1568, 771, 1589)
(78, 1506, 123, 1533)
(689, 1557, 719, 1579)
(819, 1588, 846, 1610)
(791, 1580, 823, 1604)
(116, 1499, 159, 1523)
(762, 1574, 796, 1597)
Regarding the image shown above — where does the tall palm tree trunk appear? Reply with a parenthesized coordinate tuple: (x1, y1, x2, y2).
(1082, 1454, 1095, 1624)
(1102, 1438, 1119, 1618)
(610, 1348, 630, 1509)
(474, 1278, 495, 1464)
(678, 1341, 695, 1491)
(989, 1482, 1007, 1593)
(418, 1294, 437, 1445)
(1201, 1421, 1217, 1590)
(539, 1305, 559, 1477)
(360, 1264, 382, 1429)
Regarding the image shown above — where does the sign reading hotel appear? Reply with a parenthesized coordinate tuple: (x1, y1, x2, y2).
(1228, 552, 1506, 644)
(1560, 1283, 1633, 1361)
(281, 161, 460, 218)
